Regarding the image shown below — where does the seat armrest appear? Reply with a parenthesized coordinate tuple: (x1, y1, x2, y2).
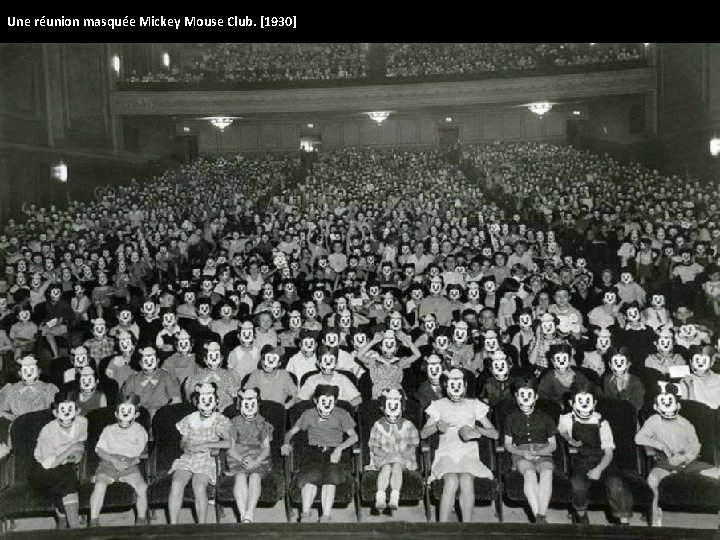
(78, 452, 88, 481)
(421, 441, 432, 477)
(148, 444, 158, 481)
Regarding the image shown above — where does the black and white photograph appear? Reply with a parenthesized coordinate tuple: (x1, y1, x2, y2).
(0, 35, 718, 540)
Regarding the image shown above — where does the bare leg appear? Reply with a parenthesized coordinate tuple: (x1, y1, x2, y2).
(62, 493, 80, 528)
(522, 470, 539, 516)
(647, 468, 670, 526)
(122, 473, 148, 522)
(191, 474, 210, 524)
(168, 470, 192, 524)
(233, 473, 249, 520)
(301, 483, 317, 516)
(458, 473, 475, 523)
(376, 464, 392, 508)
(389, 463, 404, 509)
(537, 469, 554, 516)
(244, 473, 262, 522)
(439, 473, 459, 522)
(89, 480, 108, 520)
(320, 484, 336, 519)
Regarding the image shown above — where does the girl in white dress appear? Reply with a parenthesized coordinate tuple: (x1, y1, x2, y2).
(420, 368, 498, 522)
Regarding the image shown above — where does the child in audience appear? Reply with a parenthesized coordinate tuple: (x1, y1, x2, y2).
(367, 388, 419, 511)
(168, 382, 231, 524)
(504, 376, 556, 524)
(421, 368, 498, 523)
(558, 384, 633, 525)
(10, 306, 37, 359)
(76, 366, 107, 416)
(184, 341, 244, 413)
(601, 347, 645, 411)
(538, 343, 592, 404)
(227, 388, 273, 523)
(281, 384, 358, 522)
(244, 345, 297, 408)
(680, 345, 720, 409)
(29, 390, 87, 529)
(356, 330, 421, 398)
(635, 382, 720, 526)
(89, 395, 149, 526)
(122, 346, 181, 418)
(0, 355, 58, 446)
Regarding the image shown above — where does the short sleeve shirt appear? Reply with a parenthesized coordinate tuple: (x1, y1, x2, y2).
(504, 408, 557, 445)
(297, 407, 356, 448)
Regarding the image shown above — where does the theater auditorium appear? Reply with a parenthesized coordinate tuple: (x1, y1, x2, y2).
(0, 43, 718, 540)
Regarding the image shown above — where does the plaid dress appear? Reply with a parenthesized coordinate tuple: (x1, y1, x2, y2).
(170, 411, 231, 484)
(366, 417, 419, 471)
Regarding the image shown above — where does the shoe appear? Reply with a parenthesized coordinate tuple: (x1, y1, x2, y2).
(375, 491, 387, 511)
(319, 515, 333, 523)
(135, 517, 148, 526)
(56, 517, 68, 529)
(651, 508, 662, 527)
(534, 515, 547, 524)
(299, 511, 313, 523)
(388, 490, 400, 510)
(576, 513, 590, 525)
(88, 518, 101, 528)
(242, 518, 253, 524)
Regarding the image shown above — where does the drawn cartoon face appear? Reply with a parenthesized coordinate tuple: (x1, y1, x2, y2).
(603, 292, 617, 306)
(315, 393, 336, 419)
(382, 388, 404, 423)
(19, 359, 39, 384)
(515, 386, 537, 413)
(551, 351, 571, 372)
(654, 390, 679, 419)
(205, 343, 222, 370)
(446, 369, 466, 402)
(196, 384, 217, 417)
(490, 352, 510, 381)
(140, 349, 158, 374)
(572, 392, 595, 420)
(690, 352, 712, 376)
(318, 351, 338, 375)
(609, 353, 629, 376)
(55, 400, 78, 428)
(426, 354, 443, 384)
(116, 402, 138, 428)
(237, 389, 259, 420)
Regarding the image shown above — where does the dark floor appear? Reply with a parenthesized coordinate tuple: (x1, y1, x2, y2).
(4, 522, 719, 540)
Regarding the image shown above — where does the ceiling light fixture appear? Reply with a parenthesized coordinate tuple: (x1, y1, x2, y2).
(208, 117, 234, 131)
(528, 102, 553, 116)
(710, 137, 720, 157)
(367, 111, 391, 125)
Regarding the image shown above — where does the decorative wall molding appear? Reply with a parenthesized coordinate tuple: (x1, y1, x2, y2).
(111, 68, 656, 117)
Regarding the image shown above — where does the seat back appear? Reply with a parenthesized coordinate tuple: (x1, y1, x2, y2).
(151, 402, 196, 475)
(9, 409, 54, 483)
(677, 400, 717, 466)
(85, 406, 151, 476)
(630, 365, 666, 405)
(595, 397, 640, 472)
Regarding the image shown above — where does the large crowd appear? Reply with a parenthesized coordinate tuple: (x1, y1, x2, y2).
(125, 43, 367, 84)
(0, 141, 718, 529)
(123, 43, 643, 85)
(385, 43, 643, 78)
